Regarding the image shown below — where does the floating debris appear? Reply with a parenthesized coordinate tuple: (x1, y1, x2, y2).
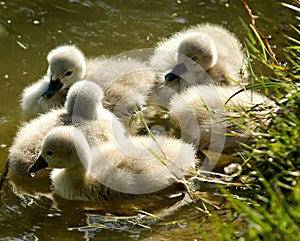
(17, 41, 28, 50)
(224, 163, 242, 179)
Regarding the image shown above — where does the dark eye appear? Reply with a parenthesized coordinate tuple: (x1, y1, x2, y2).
(191, 56, 198, 62)
(65, 71, 73, 76)
(47, 151, 53, 156)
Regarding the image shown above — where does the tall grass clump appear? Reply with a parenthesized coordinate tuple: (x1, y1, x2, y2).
(222, 1, 300, 240)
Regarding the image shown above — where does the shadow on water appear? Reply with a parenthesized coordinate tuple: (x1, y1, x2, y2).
(0, 0, 297, 240)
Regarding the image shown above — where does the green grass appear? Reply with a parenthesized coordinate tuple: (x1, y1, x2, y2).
(209, 2, 300, 240)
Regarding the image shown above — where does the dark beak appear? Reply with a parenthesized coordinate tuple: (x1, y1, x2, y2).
(165, 63, 187, 82)
(42, 79, 63, 98)
(28, 155, 49, 173)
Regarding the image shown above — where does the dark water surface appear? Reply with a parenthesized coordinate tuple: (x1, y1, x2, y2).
(0, 1, 297, 240)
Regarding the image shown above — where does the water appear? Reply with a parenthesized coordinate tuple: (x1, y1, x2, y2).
(0, 0, 297, 240)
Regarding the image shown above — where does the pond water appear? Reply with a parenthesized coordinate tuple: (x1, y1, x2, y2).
(0, 0, 297, 240)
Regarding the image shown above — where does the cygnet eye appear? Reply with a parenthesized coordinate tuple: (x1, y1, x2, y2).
(47, 151, 53, 156)
(65, 71, 73, 76)
(191, 56, 198, 62)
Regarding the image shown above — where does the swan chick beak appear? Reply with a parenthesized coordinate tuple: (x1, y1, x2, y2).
(42, 79, 63, 98)
(165, 63, 187, 82)
(28, 155, 49, 173)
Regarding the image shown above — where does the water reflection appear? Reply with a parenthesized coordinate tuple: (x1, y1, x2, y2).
(0, 0, 296, 240)
(0, 179, 205, 241)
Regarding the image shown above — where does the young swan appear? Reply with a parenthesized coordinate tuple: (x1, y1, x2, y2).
(169, 85, 271, 153)
(150, 23, 247, 90)
(9, 80, 125, 195)
(21, 45, 96, 118)
(29, 126, 195, 201)
(21, 45, 161, 119)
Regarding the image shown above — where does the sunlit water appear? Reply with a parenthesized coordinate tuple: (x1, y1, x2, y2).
(0, 1, 297, 240)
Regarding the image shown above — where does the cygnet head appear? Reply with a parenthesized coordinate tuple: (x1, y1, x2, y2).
(165, 32, 218, 82)
(65, 80, 104, 120)
(28, 126, 91, 173)
(178, 33, 217, 70)
(43, 45, 86, 98)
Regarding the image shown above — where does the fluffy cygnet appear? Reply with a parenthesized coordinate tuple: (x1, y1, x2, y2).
(150, 23, 247, 91)
(9, 80, 125, 196)
(20, 45, 100, 118)
(29, 126, 195, 201)
(169, 85, 271, 153)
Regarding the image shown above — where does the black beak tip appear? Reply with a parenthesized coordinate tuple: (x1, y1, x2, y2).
(41, 79, 63, 99)
(41, 90, 55, 99)
(28, 156, 49, 174)
(165, 72, 179, 82)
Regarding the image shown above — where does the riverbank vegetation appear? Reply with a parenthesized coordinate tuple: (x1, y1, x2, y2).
(151, 2, 300, 240)
(201, 2, 300, 240)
